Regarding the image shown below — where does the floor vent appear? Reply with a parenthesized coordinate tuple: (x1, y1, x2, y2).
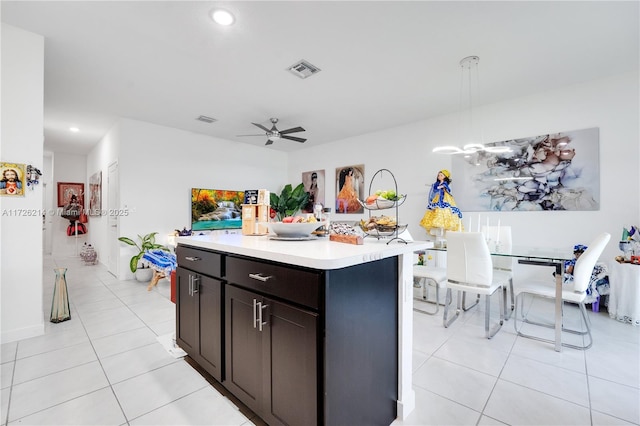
(287, 60, 321, 79)
(196, 115, 217, 123)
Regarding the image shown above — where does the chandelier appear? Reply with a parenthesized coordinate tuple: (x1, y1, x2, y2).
(433, 56, 510, 155)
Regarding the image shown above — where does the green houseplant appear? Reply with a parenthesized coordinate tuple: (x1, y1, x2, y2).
(118, 232, 169, 274)
(270, 183, 310, 221)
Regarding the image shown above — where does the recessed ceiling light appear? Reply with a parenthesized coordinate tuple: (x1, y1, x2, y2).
(211, 9, 234, 26)
(69, 127, 80, 132)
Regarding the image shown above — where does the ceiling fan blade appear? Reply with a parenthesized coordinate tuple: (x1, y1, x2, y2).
(237, 133, 266, 137)
(252, 122, 271, 132)
(281, 135, 307, 143)
(265, 139, 274, 146)
(279, 126, 305, 135)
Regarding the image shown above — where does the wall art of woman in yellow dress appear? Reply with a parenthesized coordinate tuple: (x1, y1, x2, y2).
(419, 169, 463, 233)
(336, 167, 362, 213)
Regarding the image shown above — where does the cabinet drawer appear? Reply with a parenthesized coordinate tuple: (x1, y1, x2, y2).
(226, 256, 321, 310)
(177, 245, 223, 277)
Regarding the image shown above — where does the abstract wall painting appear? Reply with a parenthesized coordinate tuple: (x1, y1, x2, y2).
(452, 127, 600, 212)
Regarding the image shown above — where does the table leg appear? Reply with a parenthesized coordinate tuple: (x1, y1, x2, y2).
(554, 263, 562, 352)
(147, 271, 165, 291)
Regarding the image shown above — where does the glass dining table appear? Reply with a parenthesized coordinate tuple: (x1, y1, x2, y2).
(426, 244, 574, 352)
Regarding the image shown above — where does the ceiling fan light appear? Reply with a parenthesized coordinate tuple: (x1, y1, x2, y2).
(432, 146, 464, 154)
(211, 9, 234, 26)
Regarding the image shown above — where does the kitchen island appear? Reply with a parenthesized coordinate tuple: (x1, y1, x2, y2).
(175, 233, 430, 425)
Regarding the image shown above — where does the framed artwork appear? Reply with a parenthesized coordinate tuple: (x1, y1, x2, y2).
(88, 171, 102, 215)
(191, 188, 244, 231)
(335, 164, 365, 214)
(301, 169, 325, 213)
(57, 182, 84, 208)
(452, 127, 600, 211)
(0, 162, 27, 197)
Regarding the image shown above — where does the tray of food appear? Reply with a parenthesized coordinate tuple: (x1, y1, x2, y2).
(359, 216, 407, 237)
(358, 190, 406, 210)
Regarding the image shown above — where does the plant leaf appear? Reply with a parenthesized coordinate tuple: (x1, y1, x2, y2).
(118, 237, 137, 246)
(130, 253, 142, 273)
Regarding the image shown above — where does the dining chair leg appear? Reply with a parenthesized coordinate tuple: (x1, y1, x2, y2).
(513, 292, 593, 350)
(462, 292, 480, 311)
(485, 287, 505, 339)
(413, 278, 442, 315)
(443, 288, 461, 328)
(502, 278, 515, 320)
(578, 302, 593, 349)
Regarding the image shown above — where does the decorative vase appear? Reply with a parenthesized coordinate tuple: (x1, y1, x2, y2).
(50, 268, 71, 323)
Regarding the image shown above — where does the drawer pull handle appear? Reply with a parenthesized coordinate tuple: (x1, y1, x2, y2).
(185, 256, 201, 262)
(248, 273, 272, 282)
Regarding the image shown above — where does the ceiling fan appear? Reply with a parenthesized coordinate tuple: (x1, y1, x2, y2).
(237, 118, 306, 145)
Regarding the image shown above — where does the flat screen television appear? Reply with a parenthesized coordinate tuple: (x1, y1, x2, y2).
(191, 188, 244, 231)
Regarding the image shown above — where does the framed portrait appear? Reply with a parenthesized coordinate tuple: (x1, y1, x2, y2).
(335, 164, 365, 214)
(57, 182, 84, 208)
(0, 162, 27, 197)
(191, 188, 244, 231)
(88, 171, 102, 215)
(301, 169, 325, 213)
(452, 127, 600, 211)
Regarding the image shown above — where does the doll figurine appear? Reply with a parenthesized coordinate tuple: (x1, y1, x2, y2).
(419, 169, 463, 234)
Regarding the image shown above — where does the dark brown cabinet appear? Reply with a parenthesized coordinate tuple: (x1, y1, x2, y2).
(177, 244, 399, 426)
(176, 246, 224, 382)
(225, 284, 318, 426)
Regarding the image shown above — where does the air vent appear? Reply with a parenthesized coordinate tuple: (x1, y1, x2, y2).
(287, 60, 321, 79)
(196, 115, 217, 123)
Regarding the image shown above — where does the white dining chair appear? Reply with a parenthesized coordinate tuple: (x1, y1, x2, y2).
(442, 232, 508, 339)
(413, 265, 447, 315)
(512, 232, 611, 350)
(482, 225, 515, 320)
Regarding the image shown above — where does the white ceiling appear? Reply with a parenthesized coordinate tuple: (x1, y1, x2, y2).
(2, 1, 638, 154)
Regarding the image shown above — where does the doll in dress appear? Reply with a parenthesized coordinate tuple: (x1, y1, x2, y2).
(419, 169, 463, 234)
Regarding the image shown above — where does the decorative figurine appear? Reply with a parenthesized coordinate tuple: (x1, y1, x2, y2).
(419, 169, 464, 235)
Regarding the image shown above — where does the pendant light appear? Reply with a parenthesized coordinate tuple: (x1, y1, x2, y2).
(433, 56, 509, 155)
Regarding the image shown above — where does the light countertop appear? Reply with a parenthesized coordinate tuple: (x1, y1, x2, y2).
(176, 233, 431, 270)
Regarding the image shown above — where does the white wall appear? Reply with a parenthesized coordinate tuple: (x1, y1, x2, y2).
(1, 24, 45, 343)
(288, 71, 640, 263)
(89, 118, 289, 280)
(85, 121, 119, 269)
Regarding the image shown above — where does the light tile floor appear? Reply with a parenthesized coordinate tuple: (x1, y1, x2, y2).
(1, 255, 638, 425)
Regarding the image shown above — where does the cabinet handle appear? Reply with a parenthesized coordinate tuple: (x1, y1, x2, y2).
(252, 299, 258, 329)
(248, 273, 272, 282)
(192, 276, 199, 294)
(185, 256, 201, 262)
(257, 301, 268, 332)
(188, 275, 193, 296)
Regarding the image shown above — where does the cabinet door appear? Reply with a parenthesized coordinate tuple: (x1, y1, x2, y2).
(224, 285, 263, 415)
(263, 299, 318, 426)
(198, 274, 223, 382)
(176, 267, 198, 353)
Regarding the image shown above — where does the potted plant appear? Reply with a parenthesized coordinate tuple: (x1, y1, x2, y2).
(270, 183, 310, 221)
(118, 232, 169, 281)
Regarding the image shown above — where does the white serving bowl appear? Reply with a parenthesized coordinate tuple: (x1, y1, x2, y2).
(267, 221, 326, 238)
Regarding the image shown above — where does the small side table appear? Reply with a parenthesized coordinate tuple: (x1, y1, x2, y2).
(608, 261, 640, 326)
